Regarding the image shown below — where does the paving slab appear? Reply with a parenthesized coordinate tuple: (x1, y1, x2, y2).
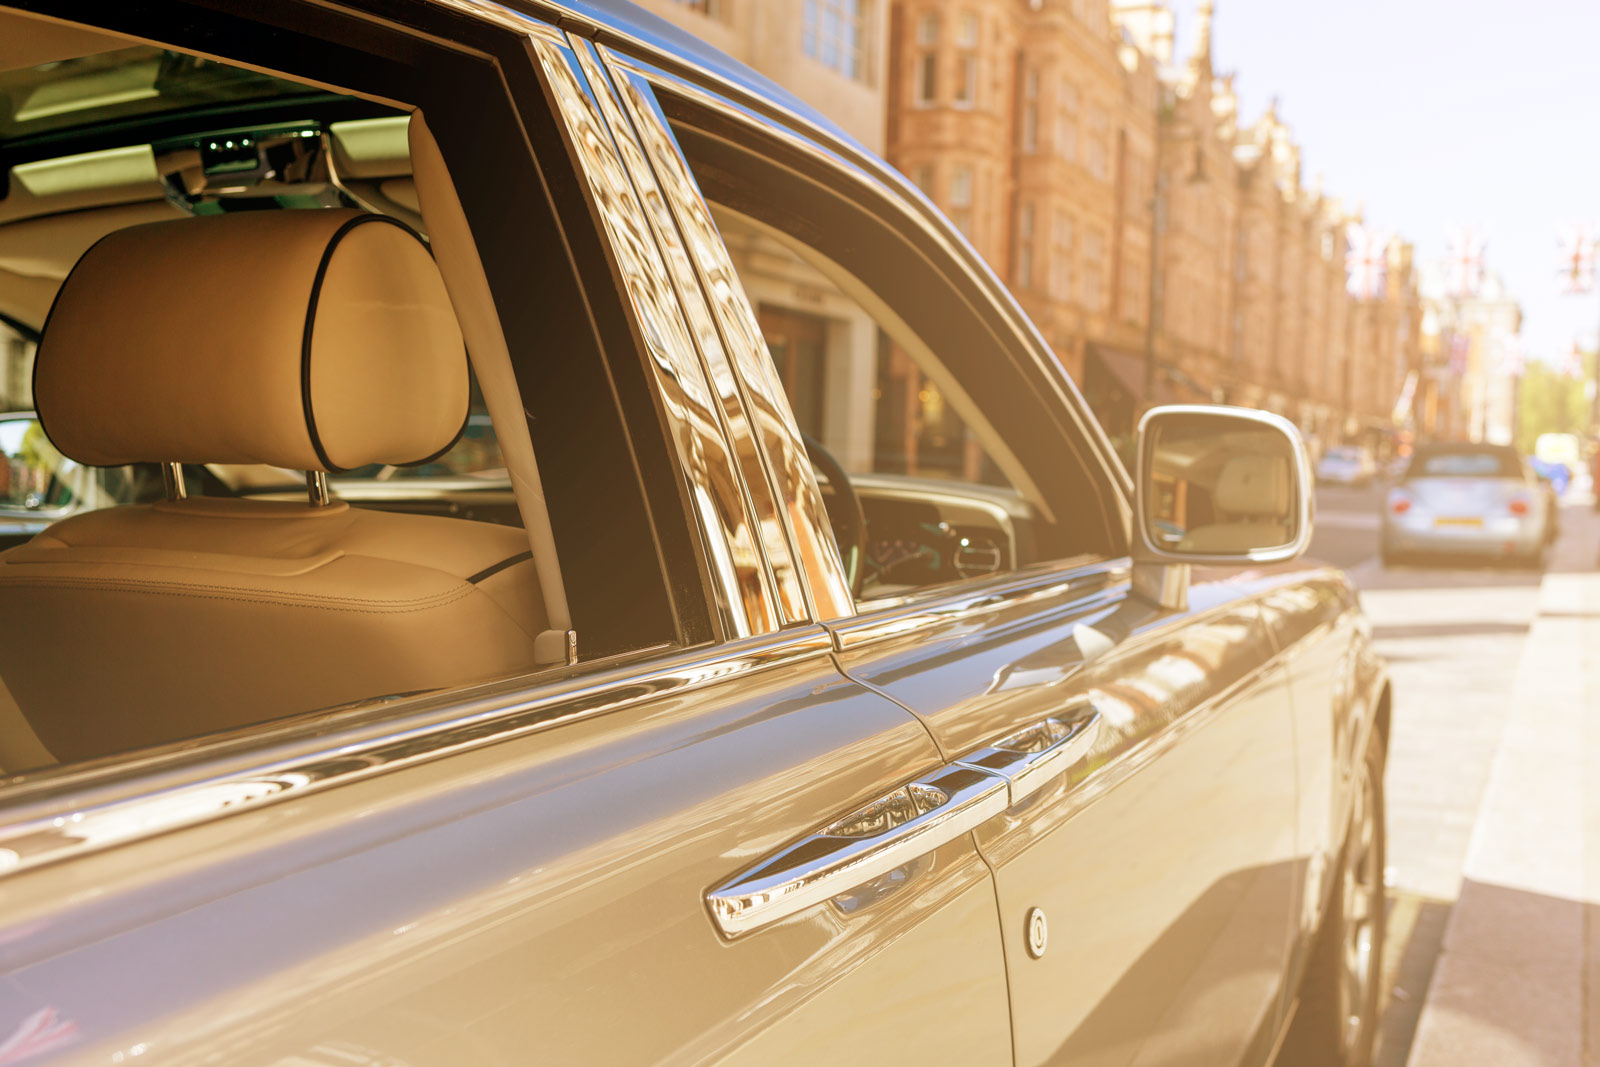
(1406, 506, 1600, 1067)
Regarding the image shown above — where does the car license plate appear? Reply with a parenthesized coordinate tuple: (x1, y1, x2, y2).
(1434, 517, 1483, 528)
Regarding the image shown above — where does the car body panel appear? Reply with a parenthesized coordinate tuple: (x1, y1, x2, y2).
(830, 563, 1301, 1065)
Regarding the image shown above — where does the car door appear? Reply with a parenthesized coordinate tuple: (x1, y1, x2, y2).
(0, 4, 1015, 1065)
(633, 70, 1302, 1065)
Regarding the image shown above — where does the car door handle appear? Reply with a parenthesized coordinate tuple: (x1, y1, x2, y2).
(706, 762, 1009, 937)
(706, 703, 1102, 938)
(954, 701, 1102, 806)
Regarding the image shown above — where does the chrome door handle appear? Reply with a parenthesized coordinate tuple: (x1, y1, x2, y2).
(706, 763, 1009, 937)
(706, 704, 1101, 938)
(955, 701, 1102, 806)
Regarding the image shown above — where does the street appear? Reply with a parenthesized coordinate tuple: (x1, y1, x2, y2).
(1311, 483, 1583, 1065)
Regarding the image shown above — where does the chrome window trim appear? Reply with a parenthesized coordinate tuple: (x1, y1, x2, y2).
(530, 28, 782, 638)
(829, 555, 1129, 652)
(0, 627, 834, 879)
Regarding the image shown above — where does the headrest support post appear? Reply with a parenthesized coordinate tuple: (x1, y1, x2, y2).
(306, 471, 332, 508)
(161, 462, 187, 502)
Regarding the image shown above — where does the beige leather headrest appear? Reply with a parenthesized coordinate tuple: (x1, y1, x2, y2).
(1213, 454, 1291, 517)
(35, 209, 467, 472)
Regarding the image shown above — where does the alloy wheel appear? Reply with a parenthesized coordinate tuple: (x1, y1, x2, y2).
(1339, 758, 1380, 1055)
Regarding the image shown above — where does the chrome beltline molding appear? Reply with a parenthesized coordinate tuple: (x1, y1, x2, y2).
(830, 556, 1128, 652)
(0, 628, 833, 879)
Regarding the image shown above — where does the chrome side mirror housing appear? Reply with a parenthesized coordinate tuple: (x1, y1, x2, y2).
(1131, 405, 1314, 607)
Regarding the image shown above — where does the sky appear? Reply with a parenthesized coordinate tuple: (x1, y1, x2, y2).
(1170, 0, 1600, 366)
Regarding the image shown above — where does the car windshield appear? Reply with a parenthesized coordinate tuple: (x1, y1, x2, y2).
(1413, 451, 1520, 478)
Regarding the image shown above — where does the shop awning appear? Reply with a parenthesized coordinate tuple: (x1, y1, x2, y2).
(1087, 345, 1208, 404)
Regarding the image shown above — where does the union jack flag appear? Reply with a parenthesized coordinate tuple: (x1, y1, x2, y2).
(1445, 226, 1486, 299)
(0, 1008, 79, 1065)
(1345, 224, 1388, 299)
(1563, 339, 1587, 379)
(1558, 224, 1596, 294)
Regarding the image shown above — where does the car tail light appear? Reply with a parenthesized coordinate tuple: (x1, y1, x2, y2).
(1390, 495, 1412, 515)
(1509, 497, 1530, 516)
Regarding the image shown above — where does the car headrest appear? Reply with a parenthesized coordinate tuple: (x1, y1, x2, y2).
(1213, 454, 1290, 517)
(34, 209, 467, 472)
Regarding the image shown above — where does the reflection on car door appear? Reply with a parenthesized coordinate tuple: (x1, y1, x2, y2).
(0, 637, 1016, 1065)
(832, 571, 1300, 1065)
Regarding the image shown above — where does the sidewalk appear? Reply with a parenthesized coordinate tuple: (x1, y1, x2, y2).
(1405, 504, 1600, 1066)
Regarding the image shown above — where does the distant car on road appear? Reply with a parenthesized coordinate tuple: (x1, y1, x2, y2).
(1383, 443, 1554, 567)
(1317, 444, 1378, 487)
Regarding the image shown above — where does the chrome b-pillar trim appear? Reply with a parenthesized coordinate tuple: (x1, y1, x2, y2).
(570, 39, 814, 627)
(527, 27, 781, 640)
(599, 46, 855, 622)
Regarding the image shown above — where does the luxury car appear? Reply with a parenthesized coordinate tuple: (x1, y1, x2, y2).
(0, 3, 1390, 1066)
(1382, 442, 1554, 567)
(1315, 445, 1377, 488)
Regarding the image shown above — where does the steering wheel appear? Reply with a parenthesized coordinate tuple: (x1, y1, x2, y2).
(800, 432, 867, 598)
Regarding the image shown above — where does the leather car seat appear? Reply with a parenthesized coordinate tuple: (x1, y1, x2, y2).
(1178, 453, 1292, 554)
(0, 209, 547, 768)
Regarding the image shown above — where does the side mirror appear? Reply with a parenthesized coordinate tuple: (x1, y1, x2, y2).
(1132, 405, 1313, 606)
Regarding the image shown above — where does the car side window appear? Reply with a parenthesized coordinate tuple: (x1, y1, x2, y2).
(712, 204, 1033, 603)
(670, 117, 1125, 612)
(0, 22, 694, 777)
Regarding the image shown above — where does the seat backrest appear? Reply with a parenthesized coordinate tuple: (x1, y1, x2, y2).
(1176, 454, 1292, 555)
(0, 210, 545, 769)
(1212, 454, 1290, 518)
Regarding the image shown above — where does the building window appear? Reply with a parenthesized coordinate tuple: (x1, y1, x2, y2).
(804, 0, 867, 80)
(1083, 227, 1106, 312)
(1050, 213, 1074, 302)
(1022, 68, 1039, 152)
(1120, 249, 1145, 326)
(957, 11, 980, 46)
(667, 0, 719, 13)
(917, 10, 940, 44)
(911, 163, 935, 193)
(1015, 203, 1035, 289)
(1056, 80, 1079, 161)
(949, 165, 974, 236)
(1086, 105, 1109, 181)
(917, 52, 938, 103)
(954, 54, 977, 106)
